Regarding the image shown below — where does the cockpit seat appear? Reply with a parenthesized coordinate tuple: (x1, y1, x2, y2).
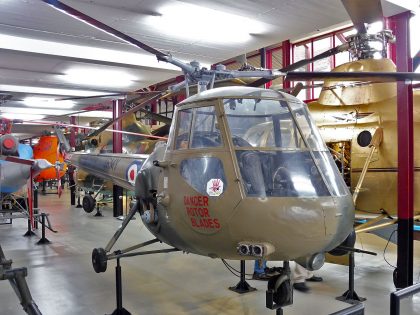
(239, 151, 266, 197)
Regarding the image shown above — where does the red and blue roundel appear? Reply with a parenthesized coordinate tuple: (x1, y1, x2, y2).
(126, 161, 144, 185)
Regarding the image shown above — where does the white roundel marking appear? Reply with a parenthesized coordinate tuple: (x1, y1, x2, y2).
(127, 164, 138, 185)
(206, 178, 224, 196)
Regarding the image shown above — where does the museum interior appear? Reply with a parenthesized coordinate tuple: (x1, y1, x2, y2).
(0, 1, 419, 314)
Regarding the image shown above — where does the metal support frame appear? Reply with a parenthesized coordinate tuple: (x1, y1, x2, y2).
(93, 201, 180, 270)
(229, 260, 256, 294)
(329, 303, 364, 315)
(23, 218, 36, 237)
(0, 245, 42, 315)
(113, 99, 124, 217)
(282, 40, 291, 90)
(1, 192, 56, 237)
(94, 202, 103, 217)
(108, 258, 131, 315)
(336, 253, 366, 304)
(390, 282, 420, 315)
(392, 11, 414, 289)
(333, 246, 376, 304)
(91, 200, 179, 314)
(36, 213, 51, 245)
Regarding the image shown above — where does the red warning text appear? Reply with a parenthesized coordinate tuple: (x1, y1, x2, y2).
(184, 195, 220, 230)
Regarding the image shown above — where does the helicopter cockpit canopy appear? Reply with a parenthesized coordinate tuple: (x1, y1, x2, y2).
(172, 87, 348, 200)
(223, 97, 348, 198)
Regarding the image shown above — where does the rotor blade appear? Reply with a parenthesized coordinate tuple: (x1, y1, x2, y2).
(152, 124, 171, 137)
(341, 0, 383, 33)
(280, 43, 349, 72)
(137, 108, 172, 125)
(1, 155, 34, 166)
(25, 120, 167, 140)
(84, 92, 165, 139)
(41, 0, 168, 61)
(285, 71, 420, 82)
(56, 91, 160, 102)
(247, 77, 272, 88)
(54, 125, 71, 153)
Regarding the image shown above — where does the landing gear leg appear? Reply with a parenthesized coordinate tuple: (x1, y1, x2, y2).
(91, 200, 179, 314)
(229, 260, 256, 294)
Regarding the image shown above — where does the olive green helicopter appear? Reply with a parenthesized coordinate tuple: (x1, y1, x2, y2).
(42, 0, 420, 311)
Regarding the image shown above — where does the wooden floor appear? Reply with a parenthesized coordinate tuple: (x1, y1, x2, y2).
(0, 189, 419, 315)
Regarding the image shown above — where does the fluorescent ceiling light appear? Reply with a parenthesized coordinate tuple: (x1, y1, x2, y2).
(63, 68, 136, 88)
(0, 84, 109, 97)
(24, 97, 75, 109)
(148, 3, 267, 44)
(0, 34, 180, 72)
(1, 113, 46, 120)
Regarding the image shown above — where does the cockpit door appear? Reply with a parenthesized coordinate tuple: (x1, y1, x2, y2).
(164, 101, 243, 235)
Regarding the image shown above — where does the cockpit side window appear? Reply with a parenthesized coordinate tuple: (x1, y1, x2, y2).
(175, 106, 222, 150)
(190, 106, 222, 148)
(175, 108, 193, 150)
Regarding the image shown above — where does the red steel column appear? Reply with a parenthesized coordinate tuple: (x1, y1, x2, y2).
(112, 99, 124, 217)
(394, 11, 414, 289)
(385, 17, 397, 63)
(69, 116, 77, 149)
(261, 47, 273, 89)
(260, 48, 268, 89)
(112, 99, 123, 154)
(282, 40, 291, 90)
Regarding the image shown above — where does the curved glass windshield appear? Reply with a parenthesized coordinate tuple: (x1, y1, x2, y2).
(175, 106, 222, 149)
(224, 98, 347, 197)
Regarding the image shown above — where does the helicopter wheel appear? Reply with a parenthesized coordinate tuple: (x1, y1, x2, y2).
(82, 195, 96, 213)
(268, 274, 292, 306)
(92, 248, 107, 273)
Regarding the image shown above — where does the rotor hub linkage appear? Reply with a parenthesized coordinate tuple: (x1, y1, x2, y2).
(347, 29, 395, 60)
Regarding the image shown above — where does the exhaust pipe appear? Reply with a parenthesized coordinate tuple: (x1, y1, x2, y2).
(237, 244, 251, 256)
(237, 242, 275, 257)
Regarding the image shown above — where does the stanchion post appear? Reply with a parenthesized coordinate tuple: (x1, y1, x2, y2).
(36, 213, 51, 245)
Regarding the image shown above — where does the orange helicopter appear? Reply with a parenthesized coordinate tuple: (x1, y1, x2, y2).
(32, 127, 69, 196)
